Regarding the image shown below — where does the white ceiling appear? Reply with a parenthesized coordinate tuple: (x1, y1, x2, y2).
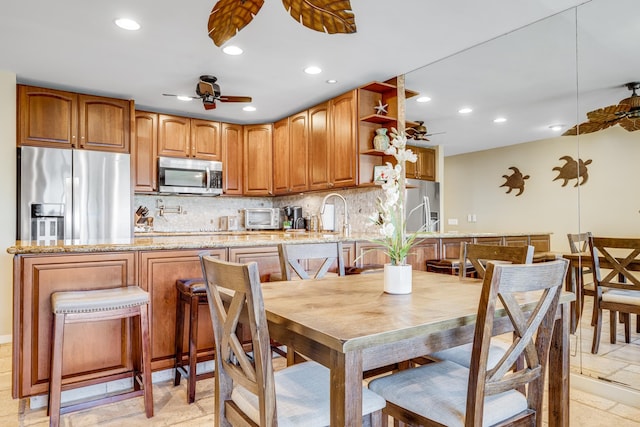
(1, 0, 636, 156)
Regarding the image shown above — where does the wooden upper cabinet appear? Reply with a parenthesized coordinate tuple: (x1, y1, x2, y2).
(190, 119, 221, 160)
(78, 94, 131, 152)
(133, 111, 158, 192)
(18, 85, 131, 153)
(243, 124, 273, 196)
(157, 114, 190, 157)
(157, 114, 221, 160)
(406, 145, 436, 181)
(222, 123, 243, 195)
(308, 102, 330, 190)
(272, 117, 290, 195)
(330, 90, 357, 188)
(273, 111, 309, 195)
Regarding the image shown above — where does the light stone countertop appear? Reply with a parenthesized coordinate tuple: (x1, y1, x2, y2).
(6, 231, 549, 255)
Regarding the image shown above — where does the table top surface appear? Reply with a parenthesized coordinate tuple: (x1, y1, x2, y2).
(261, 270, 574, 353)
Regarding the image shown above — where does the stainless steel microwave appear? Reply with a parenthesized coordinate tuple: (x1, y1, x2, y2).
(244, 208, 281, 230)
(158, 156, 223, 195)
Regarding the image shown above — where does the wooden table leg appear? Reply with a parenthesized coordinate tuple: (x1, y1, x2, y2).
(548, 302, 570, 427)
(329, 349, 362, 426)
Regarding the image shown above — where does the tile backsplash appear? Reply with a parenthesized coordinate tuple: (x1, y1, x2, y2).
(134, 187, 383, 233)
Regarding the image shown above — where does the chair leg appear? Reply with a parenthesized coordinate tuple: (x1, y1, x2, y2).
(140, 305, 154, 418)
(187, 294, 199, 404)
(637, 314, 640, 333)
(622, 313, 631, 343)
(609, 311, 617, 344)
(591, 305, 602, 354)
(174, 293, 185, 387)
(48, 313, 65, 427)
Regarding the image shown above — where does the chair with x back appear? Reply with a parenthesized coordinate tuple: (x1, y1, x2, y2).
(277, 241, 345, 281)
(567, 232, 597, 326)
(589, 236, 640, 354)
(370, 259, 568, 427)
(199, 255, 385, 426)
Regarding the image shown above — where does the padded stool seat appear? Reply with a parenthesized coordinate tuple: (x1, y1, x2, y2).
(49, 286, 153, 427)
(174, 278, 215, 404)
(426, 259, 476, 277)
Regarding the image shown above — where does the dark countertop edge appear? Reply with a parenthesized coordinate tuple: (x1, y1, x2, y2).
(7, 231, 553, 255)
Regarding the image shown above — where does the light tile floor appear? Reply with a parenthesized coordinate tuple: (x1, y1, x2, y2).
(1, 311, 640, 427)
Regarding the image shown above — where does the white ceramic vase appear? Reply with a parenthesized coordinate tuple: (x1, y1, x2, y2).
(383, 263, 413, 294)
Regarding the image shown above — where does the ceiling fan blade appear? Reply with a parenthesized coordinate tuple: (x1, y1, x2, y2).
(618, 116, 640, 132)
(563, 118, 618, 136)
(218, 95, 252, 103)
(162, 93, 201, 100)
(586, 104, 627, 122)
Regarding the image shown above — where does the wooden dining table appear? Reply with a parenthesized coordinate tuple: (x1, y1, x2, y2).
(260, 270, 575, 427)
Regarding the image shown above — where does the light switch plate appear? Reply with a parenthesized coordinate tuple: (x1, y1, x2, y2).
(448, 218, 458, 225)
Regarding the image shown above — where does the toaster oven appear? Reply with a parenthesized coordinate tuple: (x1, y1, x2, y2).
(244, 208, 281, 230)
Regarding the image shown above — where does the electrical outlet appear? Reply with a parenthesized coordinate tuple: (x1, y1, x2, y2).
(467, 214, 472, 222)
(471, 214, 477, 222)
(448, 218, 458, 225)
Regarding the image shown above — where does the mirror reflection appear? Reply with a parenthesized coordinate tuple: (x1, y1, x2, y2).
(405, 0, 640, 393)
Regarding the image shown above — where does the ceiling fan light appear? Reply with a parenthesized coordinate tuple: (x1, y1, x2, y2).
(243, 106, 256, 112)
(222, 45, 243, 55)
(458, 107, 473, 114)
(493, 117, 507, 123)
(114, 18, 140, 31)
(326, 79, 338, 84)
(549, 124, 563, 131)
(416, 96, 431, 103)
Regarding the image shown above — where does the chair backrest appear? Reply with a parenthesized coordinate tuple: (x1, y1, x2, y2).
(200, 255, 277, 426)
(567, 232, 592, 254)
(278, 241, 345, 280)
(459, 242, 534, 278)
(588, 236, 640, 291)
(466, 259, 569, 425)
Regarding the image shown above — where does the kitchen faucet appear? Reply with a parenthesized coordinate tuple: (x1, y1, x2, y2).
(320, 193, 351, 237)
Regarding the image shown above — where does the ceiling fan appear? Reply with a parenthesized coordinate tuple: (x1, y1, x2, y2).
(163, 75, 252, 110)
(563, 82, 640, 135)
(405, 121, 445, 141)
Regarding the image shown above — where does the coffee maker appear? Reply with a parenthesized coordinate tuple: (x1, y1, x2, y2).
(282, 206, 305, 229)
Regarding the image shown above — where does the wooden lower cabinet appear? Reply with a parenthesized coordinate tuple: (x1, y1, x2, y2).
(504, 235, 529, 247)
(13, 252, 137, 398)
(138, 249, 226, 371)
(228, 246, 281, 282)
(354, 241, 438, 271)
(529, 234, 551, 252)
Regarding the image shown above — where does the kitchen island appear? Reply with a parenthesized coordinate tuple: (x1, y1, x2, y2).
(8, 231, 551, 398)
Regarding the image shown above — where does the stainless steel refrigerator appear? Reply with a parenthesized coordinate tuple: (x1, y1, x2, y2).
(405, 179, 440, 233)
(18, 146, 132, 242)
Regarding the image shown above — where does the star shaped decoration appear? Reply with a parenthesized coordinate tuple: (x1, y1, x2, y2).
(374, 100, 388, 115)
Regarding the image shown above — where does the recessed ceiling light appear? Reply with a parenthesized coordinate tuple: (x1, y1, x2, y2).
(416, 96, 431, 103)
(458, 107, 473, 114)
(326, 79, 338, 84)
(176, 96, 193, 102)
(114, 18, 140, 31)
(222, 45, 243, 55)
(243, 106, 256, 112)
(493, 117, 507, 123)
(304, 66, 322, 75)
(549, 124, 563, 131)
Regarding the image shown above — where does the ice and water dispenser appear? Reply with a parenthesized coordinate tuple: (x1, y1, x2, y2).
(30, 203, 65, 242)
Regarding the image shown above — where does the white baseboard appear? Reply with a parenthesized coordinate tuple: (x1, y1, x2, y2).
(571, 372, 640, 409)
(0, 335, 11, 344)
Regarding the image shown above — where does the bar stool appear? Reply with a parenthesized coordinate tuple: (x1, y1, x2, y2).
(426, 259, 476, 277)
(48, 286, 153, 427)
(174, 278, 215, 404)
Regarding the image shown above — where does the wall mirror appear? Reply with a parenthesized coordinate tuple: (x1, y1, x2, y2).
(405, 0, 640, 394)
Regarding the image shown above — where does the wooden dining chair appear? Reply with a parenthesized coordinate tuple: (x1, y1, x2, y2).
(199, 255, 385, 427)
(589, 236, 640, 354)
(277, 241, 345, 280)
(567, 232, 598, 326)
(429, 243, 535, 368)
(459, 242, 534, 279)
(369, 259, 568, 427)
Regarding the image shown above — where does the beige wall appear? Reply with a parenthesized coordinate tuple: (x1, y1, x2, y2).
(0, 71, 16, 342)
(443, 126, 639, 251)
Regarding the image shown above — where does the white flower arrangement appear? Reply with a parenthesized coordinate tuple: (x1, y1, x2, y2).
(369, 128, 421, 266)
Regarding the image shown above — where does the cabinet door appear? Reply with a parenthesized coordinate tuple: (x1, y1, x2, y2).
(14, 252, 136, 397)
(330, 90, 357, 188)
(417, 147, 436, 181)
(133, 111, 158, 192)
(272, 117, 290, 195)
(441, 238, 473, 260)
(406, 239, 440, 270)
(308, 102, 331, 190)
(289, 111, 309, 193)
(78, 95, 131, 153)
(18, 85, 78, 148)
(354, 242, 390, 267)
(222, 122, 243, 195)
(191, 119, 221, 160)
(158, 114, 191, 157)
(139, 249, 226, 371)
(243, 124, 273, 196)
(229, 246, 281, 282)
